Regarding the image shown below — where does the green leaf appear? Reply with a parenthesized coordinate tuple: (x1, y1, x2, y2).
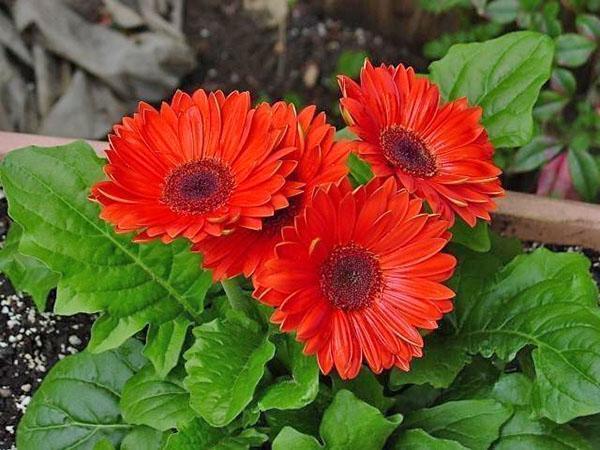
(485, 0, 519, 24)
(93, 439, 115, 450)
(121, 426, 167, 450)
(164, 418, 268, 450)
(508, 135, 562, 173)
(120, 365, 194, 431)
(258, 334, 319, 411)
(555, 33, 597, 67)
(395, 384, 441, 416)
(393, 429, 468, 449)
(17, 339, 145, 450)
(577, 14, 600, 40)
(389, 335, 470, 389)
(429, 31, 554, 148)
(533, 90, 569, 122)
(265, 385, 333, 439)
(455, 249, 600, 423)
(486, 374, 593, 450)
(450, 218, 491, 252)
(143, 315, 191, 379)
(184, 312, 276, 426)
(0, 223, 58, 310)
(275, 390, 401, 450)
(568, 147, 600, 202)
(441, 357, 500, 402)
(403, 399, 512, 450)
(273, 427, 322, 450)
(332, 368, 394, 413)
(319, 390, 402, 450)
(551, 68, 577, 96)
(0, 143, 213, 352)
(335, 50, 368, 78)
(347, 153, 373, 186)
(423, 23, 504, 60)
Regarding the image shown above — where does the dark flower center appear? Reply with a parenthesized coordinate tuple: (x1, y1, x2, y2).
(380, 126, 437, 178)
(320, 243, 383, 311)
(161, 159, 235, 215)
(262, 197, 302, 235)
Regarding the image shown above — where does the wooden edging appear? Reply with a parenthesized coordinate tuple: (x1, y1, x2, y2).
(1, 131, 600, 250)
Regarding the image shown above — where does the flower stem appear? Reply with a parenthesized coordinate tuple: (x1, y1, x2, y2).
(221, 277, 248, 312)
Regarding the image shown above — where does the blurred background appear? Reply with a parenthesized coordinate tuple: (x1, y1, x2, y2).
(0, 0, 599, 201)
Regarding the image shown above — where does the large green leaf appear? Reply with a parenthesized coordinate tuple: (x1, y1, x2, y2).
(258, 334, 319, 411)
(184, 312, 276, 426)
(120, 365, 194, 431)
(402, 399, 512, 450)
(164, 418, 268, 450)
(143, 315, 191, 379)
(0, 223, 58, 310)
(393, 429, 468, 450)
(488, 374, 592, 450)
(429, 31, 554, 148)
(389, 335, 470, 389)
(273, 390, 402, 450)
(455, 249, 600, 423)
(0, 142, 212, 352)
(17, 339, 145, 450)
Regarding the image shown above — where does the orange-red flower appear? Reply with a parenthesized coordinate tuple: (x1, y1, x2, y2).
(91, 89, 301, 243)
(338, 61, 504, 226)
(193, 105, 351, 281)
(253, 178, 456, 379)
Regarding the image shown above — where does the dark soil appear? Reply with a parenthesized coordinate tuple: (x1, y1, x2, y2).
(181, 0, 424, 128)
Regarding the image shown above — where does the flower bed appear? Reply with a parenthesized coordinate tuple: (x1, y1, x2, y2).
(2, 30, 600, 450)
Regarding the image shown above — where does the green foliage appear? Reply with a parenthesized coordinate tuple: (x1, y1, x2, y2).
(120, 365, 194, 431)
(555, 33, 597, 67)
(0, 143, 212, 353)
(430, 32, 554, 148)
(258, 334, 319, 411)
(402, 399, 512, 449)
(568, 145, 600, 201)
(449, 219, 491, 252)
(335, 50, 368, 79)
(389, 335, 470, 389)
(424, 0, 600, 202)
(184, 311, 276, 426)
(393, 429, 468, 450)
(17, 340, 145, 450)
(273, 390, 402, 450)
(507, 135, 563, 173)
(0, 223, 58, 310)
(163, 418, 268, 450)
(143, 315, 192, 379)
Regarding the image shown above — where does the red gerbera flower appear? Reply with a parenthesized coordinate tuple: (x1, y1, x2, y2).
(338, 61, 504, 226)
(193, 104, 351, 281)
(91, 89, 300, 243)
(253, 178, 456, 379)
